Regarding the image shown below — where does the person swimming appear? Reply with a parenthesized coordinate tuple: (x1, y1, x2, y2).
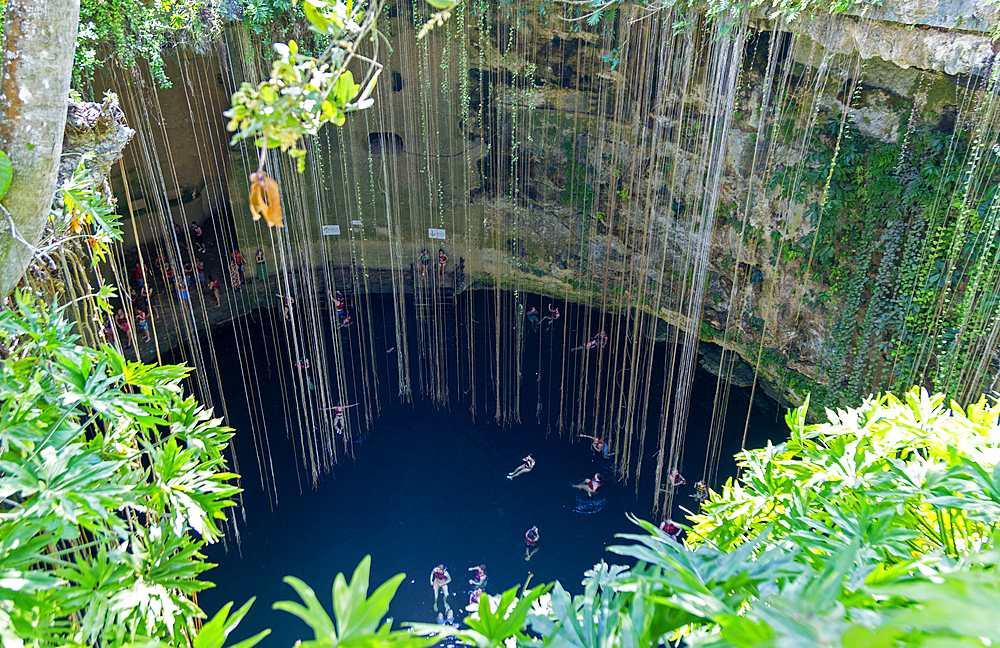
(526, 306, 539, 331)
(507, 454, 535, 479)
(467, 587, 483, 611)
(296, 359, 315, 391)
(525, 526, 539, 561)
(660, 518, 683, 542)
(329, 403, 359, 434)
(580, 435, 613, 457)
(431, 564, 452, 612)
(572, 473, 604, 497)
(468, 564, 488, 588)
(692, 480, 709, 503)
(539, 304, 561, 329)
(276, 293, 294, 321)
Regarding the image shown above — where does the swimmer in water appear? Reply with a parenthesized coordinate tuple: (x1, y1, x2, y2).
(526, 306, 539, 331)
(692, 480, 709, 504)
(328, 403, 359, 434)
(525, 526, 539, 561)
(660, 518, 683, 542)
(430, 564, 452, 612)
(507, 454, 535, 479)
(296, 358, 315, 391)
(539, 304, 561, 329)
(572, 472, 604, 497)
(580, 435, 613, 457)
(468, 587, 483, 611)
(468, 564, 488, 588)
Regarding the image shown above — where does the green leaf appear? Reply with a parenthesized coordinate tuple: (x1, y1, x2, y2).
(274, 576, 337, 641)
(719, 615, 775, 647)
(841, 624, 899, 648)
(0, 150, 11, 201)
(194, 598, 270, 648)
(303, 1, 330, 32)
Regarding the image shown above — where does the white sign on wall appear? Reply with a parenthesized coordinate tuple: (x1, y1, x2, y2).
(428, 228, 446, 240)
(322, 225, 341, 236)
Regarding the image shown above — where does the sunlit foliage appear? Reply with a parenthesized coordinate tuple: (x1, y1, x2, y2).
(0, 294, 261, 647)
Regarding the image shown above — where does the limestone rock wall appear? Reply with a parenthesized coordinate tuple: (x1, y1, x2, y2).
(115, 0, 998, 410)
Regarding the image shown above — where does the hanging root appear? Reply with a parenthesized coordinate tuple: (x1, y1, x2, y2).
(248, 171, 284, 228)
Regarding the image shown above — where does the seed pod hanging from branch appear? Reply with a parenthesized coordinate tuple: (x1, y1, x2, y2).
(248, 171, 283, 228)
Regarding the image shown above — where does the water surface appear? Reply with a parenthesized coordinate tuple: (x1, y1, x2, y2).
(196, 291, 784, 645)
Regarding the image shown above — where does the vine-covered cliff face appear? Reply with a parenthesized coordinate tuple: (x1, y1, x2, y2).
(111, 0, 998, 414)
(445, 0, 999, 410)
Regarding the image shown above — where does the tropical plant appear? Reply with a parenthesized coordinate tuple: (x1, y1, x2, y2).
(74, 0, 222, 90)
(521, 386, 1000, 647)
(688, 387, 1000, 562)
(0, 293, 260, 647)
(225, 0, 386, 173)
(601, 521, 1000, 647)
(275, 555, 437, 648)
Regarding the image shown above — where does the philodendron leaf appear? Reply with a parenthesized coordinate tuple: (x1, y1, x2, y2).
(193, 598, 270, 648)
(0, 150, 11, 201)
(274, 576, 337, 641)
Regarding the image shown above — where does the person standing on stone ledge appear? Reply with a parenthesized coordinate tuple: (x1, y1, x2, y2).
(207, 275, 221, 307)
(420, 248, 431, 277)
(438, 247, 448, 278)
(190, 221, 206, 253)
(136, 310, 150, 343)
(256, 248, 266, 283)
(228, 260, 242, 290)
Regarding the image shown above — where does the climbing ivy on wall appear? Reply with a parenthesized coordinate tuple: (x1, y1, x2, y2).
(575, 0, 866, 30)
(560, 139, 597, 214)
(768, 111, 1000, 408)
(74, 0, 223, 90)
(66, 0, 322, 92)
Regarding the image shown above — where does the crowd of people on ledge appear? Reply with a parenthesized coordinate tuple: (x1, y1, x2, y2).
(109, 215, 394, 350)
(104, 215, 277, 350)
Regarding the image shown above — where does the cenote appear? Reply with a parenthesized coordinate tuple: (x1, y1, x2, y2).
(192, 291, 784, 646)
(5, 0, 1000, 643)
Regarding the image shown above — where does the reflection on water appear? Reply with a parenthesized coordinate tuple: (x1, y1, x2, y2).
(567, 491, 607, 515)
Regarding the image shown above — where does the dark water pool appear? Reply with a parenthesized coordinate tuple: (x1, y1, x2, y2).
(194, 291, 785, 646)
